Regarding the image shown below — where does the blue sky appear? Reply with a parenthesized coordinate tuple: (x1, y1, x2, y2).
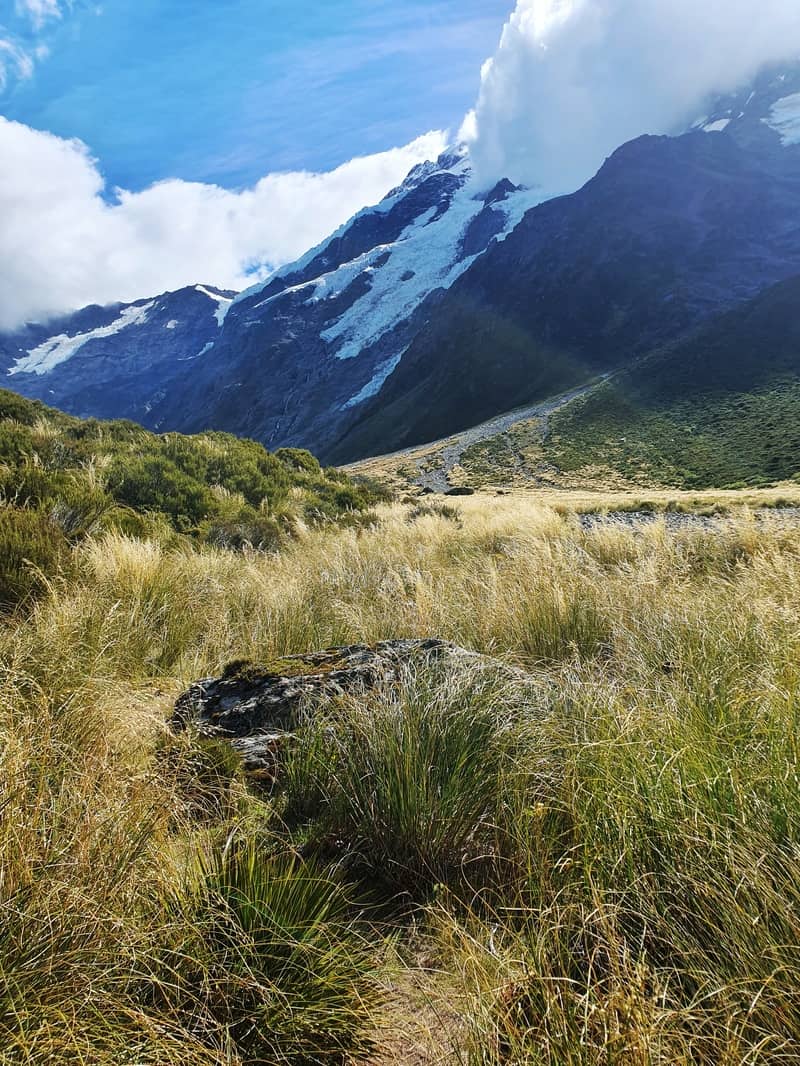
(1, 0, 512, 190)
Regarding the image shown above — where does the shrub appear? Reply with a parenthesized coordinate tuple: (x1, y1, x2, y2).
(407, 502, 462, 525)
(276, 447, 322, 475)
(284, 668, 522, 896)
(203, 509, 286, 552)
(0, 389, 381, 548)
(0, 507, 67, 611)
(107, 453, 214, 530)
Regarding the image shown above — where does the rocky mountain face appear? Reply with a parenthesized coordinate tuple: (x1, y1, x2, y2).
(154, 149, 539, 454)
(4, 64, 800, 462)
(2, 147, 539, 447)
(332, 123, 800, 460)
(1, 285, 234, 427)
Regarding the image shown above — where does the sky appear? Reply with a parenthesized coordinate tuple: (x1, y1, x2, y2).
(1, 0, 512, 189)
(2, 0, 800, 329)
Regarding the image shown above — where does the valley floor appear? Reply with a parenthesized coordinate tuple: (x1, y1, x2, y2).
(4, 494, 800, 1063)
(344, 377, 613, 494)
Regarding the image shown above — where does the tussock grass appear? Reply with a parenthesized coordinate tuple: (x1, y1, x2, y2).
(3, 496, 800, 1061)
(283, 664, 542, 896)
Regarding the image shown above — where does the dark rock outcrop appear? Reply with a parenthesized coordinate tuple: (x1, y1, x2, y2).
(171, 639, 528, 782)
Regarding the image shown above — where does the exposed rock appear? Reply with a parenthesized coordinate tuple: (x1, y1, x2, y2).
(172, 639, 474, 780)
(172, 639, 533, 784)
(2, 285, 234, 426)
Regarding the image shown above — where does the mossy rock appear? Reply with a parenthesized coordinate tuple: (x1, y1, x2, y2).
(173, 641, 458, 760)
(220, 649, 362, 684)
(173, 640, 538, 796)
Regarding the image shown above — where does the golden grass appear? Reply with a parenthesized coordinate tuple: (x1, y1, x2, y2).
(3, 494, 800, 1062)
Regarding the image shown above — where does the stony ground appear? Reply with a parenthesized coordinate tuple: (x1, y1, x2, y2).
(345, 376, 611, 492)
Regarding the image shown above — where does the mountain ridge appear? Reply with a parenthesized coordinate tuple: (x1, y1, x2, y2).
(4, 62, 800, 469)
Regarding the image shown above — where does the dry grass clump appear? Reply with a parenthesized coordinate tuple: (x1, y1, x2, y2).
(3, 496, 800, 1061)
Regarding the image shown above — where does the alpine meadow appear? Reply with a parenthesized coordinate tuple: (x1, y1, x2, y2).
(4, 1, 800, 1063)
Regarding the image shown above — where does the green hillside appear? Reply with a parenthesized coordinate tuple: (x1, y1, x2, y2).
(547, 276, 800, 488)
(0, 389, 383, 610)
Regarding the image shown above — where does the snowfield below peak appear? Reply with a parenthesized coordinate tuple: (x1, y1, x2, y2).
(319, 180, 543, 363)
(11, 301, 156, 376)
(195, 285, 234, 327)
(764, 93, 800, 145)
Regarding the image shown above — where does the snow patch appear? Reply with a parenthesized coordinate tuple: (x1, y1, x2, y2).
(196, 285, 234, 326)
(763, 93, 800, 145)
(228, 149, 473, 312)
(703, 118, 730, 133)
(343, 352, 404, 409)
(249, 242, 399, 315)
(178, 341, 215, 362)
(321, 180, 543, 361)
(11, 301, 155, 376)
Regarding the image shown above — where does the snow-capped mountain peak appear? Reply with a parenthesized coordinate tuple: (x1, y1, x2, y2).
(690, 61, 800, 149)
(0, 284, 236, 423)
(162, 146, 544, 449)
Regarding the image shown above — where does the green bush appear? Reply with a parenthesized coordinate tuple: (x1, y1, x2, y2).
(107, 452, 214, 530)
(203, 509, 286, 552)
(0, 388, 383, 555)
(0, 507, 68, 611)
(276, 447, 322, 475)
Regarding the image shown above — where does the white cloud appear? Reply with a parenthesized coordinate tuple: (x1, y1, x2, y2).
(0, 119, 447, 330)
(0, 38, 34, 91)
(15, 0, 63, 31)
(0, 2, 64, 94)
(466, 0, 800, 192)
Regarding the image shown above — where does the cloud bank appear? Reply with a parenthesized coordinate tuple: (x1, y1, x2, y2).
(464, 0, 800, 192)
(0, 120, 447, 330)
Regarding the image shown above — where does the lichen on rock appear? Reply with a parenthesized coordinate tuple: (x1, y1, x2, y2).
(171, 638, 463, 781)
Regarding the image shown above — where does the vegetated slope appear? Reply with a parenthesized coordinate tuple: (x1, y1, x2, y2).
(0, 388, 381, 610)
(5, 497, 800, 1062)
(331, 129, 800, 461)
(545, 275, 800, 488)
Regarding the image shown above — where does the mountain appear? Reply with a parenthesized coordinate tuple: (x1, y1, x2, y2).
(151, 149, 540, 452)
(330, 68, 800, 461)
(544, 273, 800, 488)
(689, 62, 800, 151)
(4, 64, 800, 467)
(1, 285, 235, 427)
(3, 149, 539, 447)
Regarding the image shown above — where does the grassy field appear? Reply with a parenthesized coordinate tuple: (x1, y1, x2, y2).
(545, 377, 800, 490)
(3, 490, 800, 1063)
(0, 387, 385, 611)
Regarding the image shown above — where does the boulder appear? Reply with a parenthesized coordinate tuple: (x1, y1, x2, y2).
(171, 639, 492, 781)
